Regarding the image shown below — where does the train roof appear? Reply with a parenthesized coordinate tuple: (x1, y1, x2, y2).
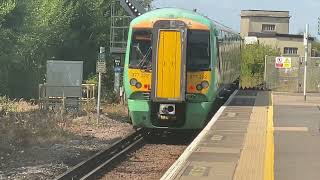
(131, 8, 239, 35)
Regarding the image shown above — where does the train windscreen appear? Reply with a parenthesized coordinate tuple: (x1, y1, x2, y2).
(129, 30, 152, 69)
(187, 30, 211, 71)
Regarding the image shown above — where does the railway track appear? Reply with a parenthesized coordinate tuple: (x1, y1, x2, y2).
(54, 129, 144, 180)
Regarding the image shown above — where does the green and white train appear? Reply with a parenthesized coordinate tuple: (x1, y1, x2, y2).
(123, 8, 241, 130)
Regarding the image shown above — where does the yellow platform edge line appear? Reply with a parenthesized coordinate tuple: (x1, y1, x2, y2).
(264, 91, 274, 180)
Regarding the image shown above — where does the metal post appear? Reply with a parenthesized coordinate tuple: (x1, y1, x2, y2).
(303, 24, 309, 101)
(97, 47, 106, 123)
(97, 72, 102, 121)
(264, 55, 268, 90)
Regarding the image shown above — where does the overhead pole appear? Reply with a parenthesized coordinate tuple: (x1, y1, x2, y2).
(109, 0, 147, 96)
(318, 17, 320, 35)
(303, 24, 309, 101)
(110, 0, 146, 54)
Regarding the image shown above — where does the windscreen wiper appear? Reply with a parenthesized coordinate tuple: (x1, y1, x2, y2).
(137, 47, 152, 69)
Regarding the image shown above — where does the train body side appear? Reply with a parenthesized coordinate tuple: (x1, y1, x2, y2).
(123, 8, 241, 130)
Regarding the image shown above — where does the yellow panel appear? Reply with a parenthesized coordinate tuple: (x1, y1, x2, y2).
(187, 71, 211, 94)
(128, 69, 152, 92)
(156, 30, 182, 99)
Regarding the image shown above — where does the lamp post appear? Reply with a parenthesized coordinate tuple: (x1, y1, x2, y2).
(303, 24, 309, 101)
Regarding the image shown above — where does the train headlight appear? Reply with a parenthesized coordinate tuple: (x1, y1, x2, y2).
(196, 84, 203, 91)
(130, 78, 138, 86)
(135, 82, 142, 89)
(201, 81, 209, 89)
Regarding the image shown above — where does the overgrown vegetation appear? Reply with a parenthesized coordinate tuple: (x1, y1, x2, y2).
(0, 97, 66, 150)
(240, 43, 280, 88)
(312, 40, 320, 57)
(0, 97, 128, 151)
(0, 0, 151, 99)
(0, 96, 17, 115)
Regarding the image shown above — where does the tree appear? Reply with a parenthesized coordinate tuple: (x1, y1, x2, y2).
(0, 0, 17, 95)
(0, 0, 153, 98)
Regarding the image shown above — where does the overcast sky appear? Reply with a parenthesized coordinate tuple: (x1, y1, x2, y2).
(152, 0, 320, 37)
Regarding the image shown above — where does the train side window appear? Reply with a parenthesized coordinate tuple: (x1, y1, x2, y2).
(187, 30, 211, 71)
(129, 30, 152, 69)
(217, 38, 223, 73)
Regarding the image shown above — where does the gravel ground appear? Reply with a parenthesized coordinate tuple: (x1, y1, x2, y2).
(0, 103, 133, 180)
(102, 144, 187, 180)
(102, 133, 197, 180)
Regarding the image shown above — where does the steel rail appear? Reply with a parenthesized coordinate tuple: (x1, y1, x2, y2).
(54, 129, 144, 180)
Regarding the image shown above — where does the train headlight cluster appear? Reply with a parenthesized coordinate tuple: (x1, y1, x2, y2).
(196, 84, 203, 91)
(130, 78, 138, 86)
(201, 81, 209, 89)
(135, 82, 142, 89)
(196, 81, 210, 91)
(130, 78, 142, 89)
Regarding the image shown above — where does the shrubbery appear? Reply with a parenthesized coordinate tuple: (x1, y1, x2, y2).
(0, 0, 151, 99)
(240, 43, 280, 88)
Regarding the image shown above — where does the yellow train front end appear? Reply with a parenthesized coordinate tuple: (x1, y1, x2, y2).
(124, 8, 222, 130)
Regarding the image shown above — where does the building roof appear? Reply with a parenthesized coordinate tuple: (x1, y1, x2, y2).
(248, 32, 315, 41)
(241, 9, 290, 18)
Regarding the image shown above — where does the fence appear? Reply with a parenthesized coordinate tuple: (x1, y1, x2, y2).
(264, 56, 320, 93)
(38, 84, 96, 111)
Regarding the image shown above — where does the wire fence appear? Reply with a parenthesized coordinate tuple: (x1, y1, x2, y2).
(265, 56, 320, 93)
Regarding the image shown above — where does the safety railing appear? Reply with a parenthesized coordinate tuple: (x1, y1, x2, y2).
(38, 84, 96, 111)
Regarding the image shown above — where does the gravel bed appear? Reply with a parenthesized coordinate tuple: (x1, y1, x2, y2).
(101, 133, 199, 180)
(0, 104, 132, 180)
(102, 144, 187, 180)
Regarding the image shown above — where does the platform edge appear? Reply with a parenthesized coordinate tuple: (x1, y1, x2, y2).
(264, 91, 274, 180)
(160, 90, 239, 180)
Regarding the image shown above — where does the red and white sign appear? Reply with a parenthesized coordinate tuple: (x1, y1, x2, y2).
(275, 57, 292, 69)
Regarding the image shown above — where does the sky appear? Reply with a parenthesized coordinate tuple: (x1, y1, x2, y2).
(152, 0, 320, 37)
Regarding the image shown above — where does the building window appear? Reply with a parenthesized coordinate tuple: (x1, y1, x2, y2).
(262, 24, 276, 31)
(284, 47, 298, 55)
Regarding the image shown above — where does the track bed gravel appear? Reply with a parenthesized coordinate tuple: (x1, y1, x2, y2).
(102, 133, 197, 180)
(102, 144, 186, 180)
(0, 103, 132, 180)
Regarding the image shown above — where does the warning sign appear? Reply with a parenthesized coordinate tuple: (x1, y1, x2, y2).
(96, 61, 106, 73)
(275, 57, 292, 69)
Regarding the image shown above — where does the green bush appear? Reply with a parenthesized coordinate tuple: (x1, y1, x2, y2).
(85, 73, 98, 85)
(240, 43, 280, 88)
(0, 96, 17, 115)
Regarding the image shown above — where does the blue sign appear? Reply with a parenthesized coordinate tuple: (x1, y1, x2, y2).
(114, 67, 123, 73)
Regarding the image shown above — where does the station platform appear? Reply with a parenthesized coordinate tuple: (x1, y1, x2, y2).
(161, 90, 320, 180)
(273, 92, 320, 180)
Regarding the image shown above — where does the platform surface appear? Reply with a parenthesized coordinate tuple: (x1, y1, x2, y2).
(274, 93, 320, 180)
(162, 91, 320, 180)
(161, 90, 271, 180)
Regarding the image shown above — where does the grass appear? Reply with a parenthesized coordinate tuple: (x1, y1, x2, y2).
(0, 97, 129, 152)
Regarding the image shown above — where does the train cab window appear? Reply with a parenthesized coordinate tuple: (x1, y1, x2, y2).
(187, 30, 211, 71)
(129, 30, 152, 69)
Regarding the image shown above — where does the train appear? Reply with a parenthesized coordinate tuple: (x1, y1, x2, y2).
(123, 8, 241, 130)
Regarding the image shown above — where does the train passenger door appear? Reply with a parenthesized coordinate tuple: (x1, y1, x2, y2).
(155, 30, 182, 100)
(151, 20, 187, 102)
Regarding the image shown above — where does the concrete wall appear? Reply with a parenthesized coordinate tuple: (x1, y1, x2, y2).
(240, 16, 290, 37)
(240, 17, 250, 37)
(250, 17, 289, 34)
(240, 10, 290, 37)
(258, 37, 312, 57)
